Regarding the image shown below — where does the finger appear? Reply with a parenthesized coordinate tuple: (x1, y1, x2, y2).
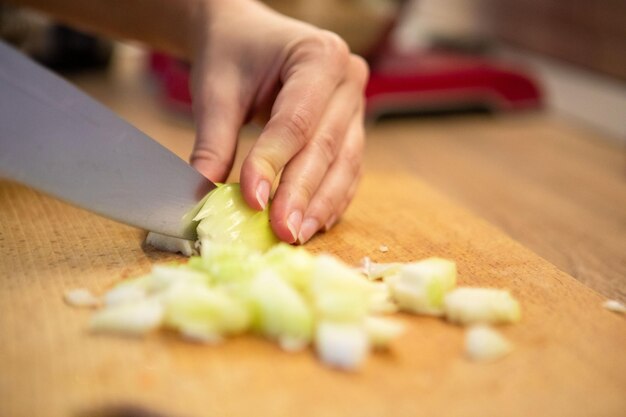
(269, 60, 367, 242)
(190, 60, 247, 182)
(324, 172, 361, 232)
(295, 109, 365, 243)
(239, 32, 350, 211)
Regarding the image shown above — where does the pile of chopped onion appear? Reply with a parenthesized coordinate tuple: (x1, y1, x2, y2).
(88, 242, 403, 370)
(69, 183, 522, 370)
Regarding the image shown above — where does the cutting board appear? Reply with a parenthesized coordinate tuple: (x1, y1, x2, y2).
(1, 169, 625, 417)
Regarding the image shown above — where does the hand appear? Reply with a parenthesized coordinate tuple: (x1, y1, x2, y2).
(189, 0, 368, 244)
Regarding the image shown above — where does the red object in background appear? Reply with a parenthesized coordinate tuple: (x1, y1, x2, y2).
(365, 49, 542, 118)
(148, 48, 542, 118)
(149, 53, 193, 112)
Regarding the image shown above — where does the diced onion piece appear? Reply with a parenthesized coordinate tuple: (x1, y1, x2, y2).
(104, 280, 147, 306)
(279, 336, 309, 352)
(90, 299, 163, 335)
(63, 288, 101, 308)
(602, 300, 626, 314)
(263, 243, 316, 292)
(147, 265, 208, 291)
(316, 322, 369, 371)
(162, 283, 250, 338)
(360, 257, 403, 280)
(74, 179, 492, 371)
(191, 242, 262, 287)
(364, 316, 404, 349)
(145, 232, 196, 256)
(444, 287, 521, 325)
(379, 245, 389, 253)
(387, 257, 457, 316)
(311, 255, 374, 322)
(249, 270, 313, 347)
(465, 325, 512, 361)
(368, 282, 398, 314)
(180, 326, 224, 344)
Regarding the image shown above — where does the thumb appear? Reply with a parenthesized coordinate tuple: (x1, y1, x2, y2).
(190, 63, 246, 183)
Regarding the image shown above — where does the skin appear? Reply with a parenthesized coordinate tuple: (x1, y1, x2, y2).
(8, 0, 368, 244)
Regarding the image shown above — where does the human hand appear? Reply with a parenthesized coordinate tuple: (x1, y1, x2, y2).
(189, 0, 368, 244)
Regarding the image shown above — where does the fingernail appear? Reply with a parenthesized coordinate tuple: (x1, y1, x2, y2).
(255, 180, 270, 210)
(324, 215, 337, 232)
(298, 218, 319, 244)
(286, 210, 303, 243)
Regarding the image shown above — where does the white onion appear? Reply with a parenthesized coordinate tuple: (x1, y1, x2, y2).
(63, 288, 101, 308)
(465, 325, 512, 361)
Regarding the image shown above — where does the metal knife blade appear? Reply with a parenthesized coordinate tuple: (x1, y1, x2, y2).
(0, 41, 215, 240)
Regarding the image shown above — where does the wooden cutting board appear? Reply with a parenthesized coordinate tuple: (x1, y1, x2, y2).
(1, 169, 624, 417)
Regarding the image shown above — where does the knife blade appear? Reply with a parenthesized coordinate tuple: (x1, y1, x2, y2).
(0, 41, 215, 240)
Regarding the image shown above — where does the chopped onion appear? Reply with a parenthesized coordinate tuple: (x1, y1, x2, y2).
(148, 265, 208, 291)
(248, 270, 314, 347)
(180, 326, 224, 344)
(191, 241, 263, 287)
(68, 182, 527, 370)
(444, 287, 521, 325)
(279, 336, 309, 353)
(365, 316, 404, 349)
(310, 255, 375, 322)
(162, 283, 250, 337)
(262, 243, 316, 292)
(103, 280, 147, 306)
(316, 322, 369, 371)
(194, 183, 279, 252)
(63, 288, 101, 308)
(359, 256, 403, 280)
(368, 282, 399, 314)
(90, 299, 163, 335)
(387, 258, 457, 315)
(602, 300, 626, 314)
(465, 325, 512, 361)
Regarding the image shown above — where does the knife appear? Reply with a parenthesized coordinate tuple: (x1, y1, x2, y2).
(0, 41, 215, 240)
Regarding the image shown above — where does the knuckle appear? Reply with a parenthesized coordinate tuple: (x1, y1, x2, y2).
(349, 55, 370, 85)
(339, 147, 363, 179)
(315, 192, 337, 214)
(191, 144, 234, 178)
(312, 131, 339, 164)
(247, 148, 282, 179)
(298, 31, 350, 67)
(191, 144, 225, 165)
(279, 175, 315, 206)
(319, 31, 350, 59)
(282, 108, 314, 145)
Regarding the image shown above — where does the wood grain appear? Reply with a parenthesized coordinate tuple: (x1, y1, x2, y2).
(1, 47, 625, 417)
(364, 115, 626, 302)
(66, 46, 626, 303)
(1, 172, 625, 417)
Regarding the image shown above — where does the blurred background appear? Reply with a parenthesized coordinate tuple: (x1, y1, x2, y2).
(2, 0, 625, 137)
(1, 0, 625, 301)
